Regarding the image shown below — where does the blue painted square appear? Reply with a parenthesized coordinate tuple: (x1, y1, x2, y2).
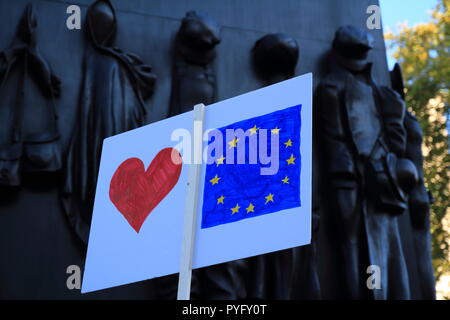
(201, 104, 301, 228)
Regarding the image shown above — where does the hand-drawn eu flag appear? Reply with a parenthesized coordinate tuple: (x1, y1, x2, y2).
(201, 104, 301, 228)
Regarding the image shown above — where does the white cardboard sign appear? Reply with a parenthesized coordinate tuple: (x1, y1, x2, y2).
(82, 73, 312, 293)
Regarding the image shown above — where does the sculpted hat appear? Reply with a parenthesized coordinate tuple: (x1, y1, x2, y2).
(332, 25, 374, 60)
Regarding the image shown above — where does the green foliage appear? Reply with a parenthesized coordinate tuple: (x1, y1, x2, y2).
(386, 0, 450, 283)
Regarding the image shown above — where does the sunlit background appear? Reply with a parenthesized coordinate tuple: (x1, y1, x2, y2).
(380, 0, 438, 68)
(380, 0, 450, 300)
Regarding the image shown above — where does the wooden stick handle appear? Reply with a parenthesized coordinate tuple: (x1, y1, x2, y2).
(177, 104, 205, 300)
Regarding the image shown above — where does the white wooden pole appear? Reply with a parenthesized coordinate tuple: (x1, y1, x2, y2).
(177, 103, 205, 300)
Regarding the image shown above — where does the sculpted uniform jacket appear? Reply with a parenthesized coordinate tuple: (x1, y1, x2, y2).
(316, 58, 407, 208)
(316, 61, 370, 189)
(316, 56, 411, 299)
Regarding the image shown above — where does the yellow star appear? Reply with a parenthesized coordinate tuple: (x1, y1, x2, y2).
(265, 193, 274, 204)
(216, 156, 225, 166)
(282, 176, 289, 184)
(209, 174, 220, 185)
(246, 203, 255, 213)
(217, 195, 225, 204)
(249, 125, 259, 135)
(284, 139, 293, 147)
(271, 127, 281, 135)
(228, 137, 239, 149)
(231, 204, 240, 214)
(286, 154, 296, 165)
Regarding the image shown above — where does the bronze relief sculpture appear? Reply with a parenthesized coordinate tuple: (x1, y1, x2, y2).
(391, 63, 436, 299)
(169, 10, 221, 116)
(0, 1, 438, 300)
(0, 3, 61, 187)
(316, 25, 414, 299)
(62, 0, 156, 244)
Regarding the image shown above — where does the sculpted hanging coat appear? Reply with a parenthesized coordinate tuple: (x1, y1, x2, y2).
(62, 0, 156, 244)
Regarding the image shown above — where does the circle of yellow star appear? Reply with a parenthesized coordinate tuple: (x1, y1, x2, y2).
(265, 193, 274, 204)
(228, 137, 239, 149)
(231, 204, 240, 214)
(217, 195, 225, 204)
(282, 176, 289, 184)
(249, 125, 259, 135)
(246, 203, 255, 213)
(284, 139, 293, 147)
(209, 174, 220, 185)
(286, 154, 296, 165)
(271, 127, 281, 135)
(216, 156, 225, 166)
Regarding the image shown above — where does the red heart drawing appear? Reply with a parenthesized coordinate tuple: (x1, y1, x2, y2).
(109, 148, 182, 233)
